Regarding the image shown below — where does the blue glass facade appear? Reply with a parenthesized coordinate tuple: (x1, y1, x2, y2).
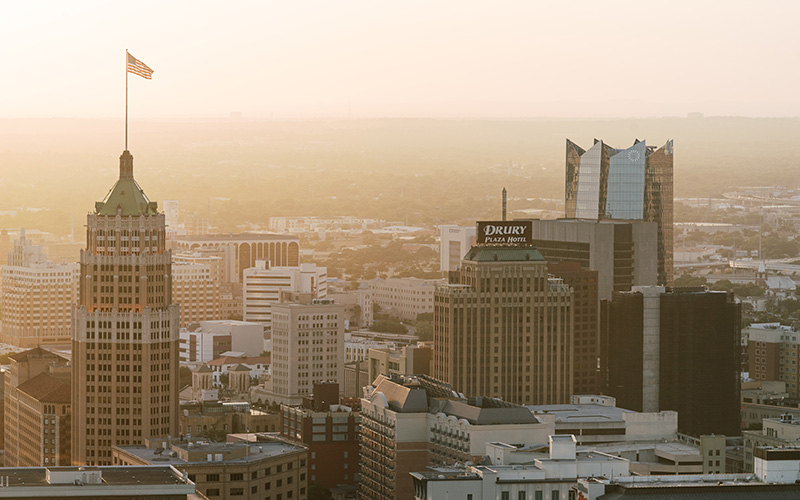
(605, 141, 647, 219)
(574, 141, 604, 219)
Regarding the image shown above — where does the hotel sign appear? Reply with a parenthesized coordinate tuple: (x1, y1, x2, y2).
(477, 221, 532, 245)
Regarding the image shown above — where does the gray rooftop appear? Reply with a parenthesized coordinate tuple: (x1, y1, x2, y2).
(118, 440, 304, 466)
(0, 465, 190, 487)
(527, 403, 634, 423)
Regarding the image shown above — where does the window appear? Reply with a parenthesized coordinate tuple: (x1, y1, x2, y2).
(230, 473, 244, 481)
(206, 489, 219, 497)
(519, 492, 527, 500)
(535, 491, 543, 500)
(206, 474, 220, 482)
(251, 485, 258, 494)
(551, 490, 559, 500)
(230, 487, 244, 496)
(502, 493, 510, 500)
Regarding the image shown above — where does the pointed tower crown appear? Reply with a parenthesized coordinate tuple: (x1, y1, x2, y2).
(95, 150, 159, 216)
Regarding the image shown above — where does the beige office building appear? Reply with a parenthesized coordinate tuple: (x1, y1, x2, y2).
(242, 262, 327, 328)
(172, 262, 221, 327)
(368, 277, 442, 321)
(71, 150, 180, 465)
(434, 245, 573, 405)
(1, 231, 78, 348)
(267, 300, 344, 406)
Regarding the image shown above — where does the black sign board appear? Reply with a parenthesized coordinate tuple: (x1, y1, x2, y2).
(476, 221, 532, 245)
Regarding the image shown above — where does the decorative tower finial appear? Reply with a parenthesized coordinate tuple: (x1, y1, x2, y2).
(119, 150, 134, 179)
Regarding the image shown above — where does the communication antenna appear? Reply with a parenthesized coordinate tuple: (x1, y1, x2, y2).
(502, 188, 507, 221)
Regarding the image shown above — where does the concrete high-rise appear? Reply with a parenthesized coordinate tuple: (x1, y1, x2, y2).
(266, 298, 344, 405)
(242, 261, 327, 328)
(434, 223, 574, 405)
(71, 150, 180, 465)
(565, 139, 673, 285)
(438, 225, 477, 273)
(601, 286, 740, 436)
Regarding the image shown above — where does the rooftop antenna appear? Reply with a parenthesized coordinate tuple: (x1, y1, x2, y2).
(502, 188, 507, 221)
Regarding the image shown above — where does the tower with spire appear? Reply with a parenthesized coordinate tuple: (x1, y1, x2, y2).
(71, 150, 180, 465)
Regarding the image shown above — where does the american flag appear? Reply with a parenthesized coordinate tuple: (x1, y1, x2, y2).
(127, 52, 154, 80)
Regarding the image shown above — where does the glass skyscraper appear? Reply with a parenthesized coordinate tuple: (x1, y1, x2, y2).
(565, 139, 673, 285)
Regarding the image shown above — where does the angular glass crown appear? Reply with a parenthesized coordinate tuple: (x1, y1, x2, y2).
(95, 150, 159, 216)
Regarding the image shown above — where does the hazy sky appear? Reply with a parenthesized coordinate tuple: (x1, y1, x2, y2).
(2, 1, 799, 119)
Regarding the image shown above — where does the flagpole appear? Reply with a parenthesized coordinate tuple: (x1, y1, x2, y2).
(125, 49, 128, 151)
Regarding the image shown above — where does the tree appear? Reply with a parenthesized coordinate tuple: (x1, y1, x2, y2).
(202, 428, 228, 442)
(416, 321, 433, 341)
(179, 366, 192, 389)
(674, 273, 707, 288)
(371, 319, 408, 334)
(308, 482, 333, 500)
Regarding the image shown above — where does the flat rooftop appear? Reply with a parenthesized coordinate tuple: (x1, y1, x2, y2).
(527, 403, 634, 423)
(0, 465, 189, 487)
(177, 233, 299, 241)
(118, 440, 305, 466)
(580, 441, 700, 456)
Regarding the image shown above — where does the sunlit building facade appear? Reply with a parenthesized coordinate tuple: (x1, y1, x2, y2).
(71, 150, 180, 465)
(175, 233, 300, 283)
(434, 246, 573, 405)
(565, 139, 673, 285)
(1, 231, 78, 348)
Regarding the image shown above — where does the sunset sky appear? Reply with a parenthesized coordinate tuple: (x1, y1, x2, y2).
(2, 0, 798, 119)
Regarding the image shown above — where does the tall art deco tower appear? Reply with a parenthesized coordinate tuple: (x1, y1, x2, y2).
(72, 151, 180, 465)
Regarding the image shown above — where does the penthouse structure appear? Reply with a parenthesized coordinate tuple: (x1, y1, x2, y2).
(565, 138, 674, 285)
(1, 230, 79, 347)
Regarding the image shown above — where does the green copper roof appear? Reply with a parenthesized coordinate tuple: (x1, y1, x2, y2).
(463, 246, 545, 262)
(95, 150, 159, 216)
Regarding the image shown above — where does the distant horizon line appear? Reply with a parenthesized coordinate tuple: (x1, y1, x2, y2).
(1, 114, 799, 122)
